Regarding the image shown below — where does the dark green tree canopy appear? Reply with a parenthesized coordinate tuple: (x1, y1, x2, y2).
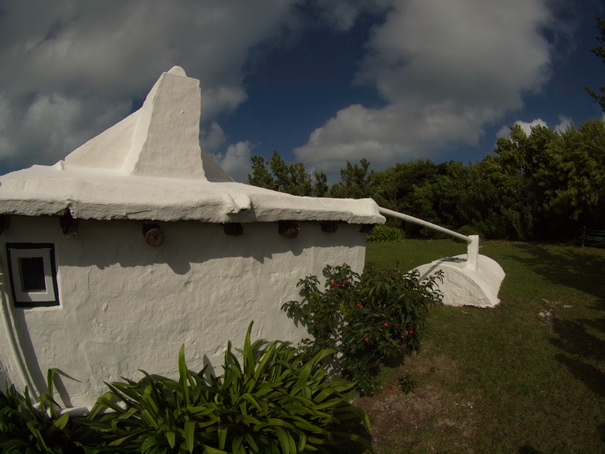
(247, 150, 328, 197)
(248, 118, 605, 240)
(329, 158, 372, 199)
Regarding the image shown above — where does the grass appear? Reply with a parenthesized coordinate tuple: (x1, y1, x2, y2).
(359, 239, 605, 453)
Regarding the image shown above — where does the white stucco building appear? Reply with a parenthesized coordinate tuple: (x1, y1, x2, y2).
(0, 67, 384, 409)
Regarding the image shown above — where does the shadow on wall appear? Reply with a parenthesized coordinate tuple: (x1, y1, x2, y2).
(56, 219, 364, 275)
(0, 359, 7, 389)
(6, 311, 75, 407)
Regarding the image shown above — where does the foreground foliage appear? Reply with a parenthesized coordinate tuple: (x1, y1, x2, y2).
(283, 264, 442, 395)
(89, 324, 371, 453)
(0, 369, 88, 453)
(0, 325, 371, 454)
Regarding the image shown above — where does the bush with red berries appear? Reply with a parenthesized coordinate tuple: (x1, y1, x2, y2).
(283, 263, 443, 394)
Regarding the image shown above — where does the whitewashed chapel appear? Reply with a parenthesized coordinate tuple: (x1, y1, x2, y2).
(0, 67, 385, 409)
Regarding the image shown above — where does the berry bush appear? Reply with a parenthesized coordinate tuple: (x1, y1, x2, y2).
(282, 264, 443, 394)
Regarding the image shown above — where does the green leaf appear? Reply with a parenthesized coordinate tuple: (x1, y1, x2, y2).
(253, 342, 277, 382)
(179, 345, 191, 407)
(242, 321, 257, 378)
(203, 445, 228, 454)
(184, 420, 195, 453)
(50, 412, 69, 431)
(231, 435, 244, 453)
(108, 433, 139, 446)
(165, 431, 176, 449)
(45, 368, 56, 418)
(239, 393, 263, 413)
(141, 434, 161, 453)
(217, 426, 228, 450)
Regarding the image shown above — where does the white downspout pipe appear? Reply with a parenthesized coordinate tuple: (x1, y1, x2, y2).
(0, 259, 37, 395)
(377, 207, 479, 271)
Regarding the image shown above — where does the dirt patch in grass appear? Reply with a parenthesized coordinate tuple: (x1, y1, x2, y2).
(354, 352, 481, 453)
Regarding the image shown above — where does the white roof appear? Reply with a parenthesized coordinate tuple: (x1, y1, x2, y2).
(0, 67, 384, 225)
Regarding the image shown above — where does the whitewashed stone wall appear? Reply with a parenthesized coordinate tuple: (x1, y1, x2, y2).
(0, 215, 367, 409)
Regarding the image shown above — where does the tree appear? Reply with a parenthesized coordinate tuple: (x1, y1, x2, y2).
(247, 151, 329, 197)
(480, 119, 605, 239)
(484, 123, 560, 240)
(312, 170, 329, 197)
(370, 160, 439, 214)
(248, 155, 275, 189)
(409, 161, 472, 233)
(585, 16, 605, 112)
(371, 160, 452, 235)
(542, 119, 605, 228)
(246, 119, 605, 241)
(329, 158, 373, 199)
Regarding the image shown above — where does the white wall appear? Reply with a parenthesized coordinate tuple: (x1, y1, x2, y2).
(0, 216, 367, 409)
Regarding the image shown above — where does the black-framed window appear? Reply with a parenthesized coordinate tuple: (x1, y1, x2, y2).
(6, 243, 59, 307)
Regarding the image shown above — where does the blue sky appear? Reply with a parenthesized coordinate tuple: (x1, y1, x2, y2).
(0, 0, 604, 182)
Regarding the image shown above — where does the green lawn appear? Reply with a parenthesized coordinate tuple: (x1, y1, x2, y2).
(359, 239, 605, 453)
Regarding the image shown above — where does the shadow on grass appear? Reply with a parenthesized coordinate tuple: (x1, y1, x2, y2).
(502, 243, 605, 300)
(550, 316, 605, 397)
(554, 354, 605, 398)
(502, 244, 605, 443)
(551, 318, 605, 364)
(598, 423, 605, 443)
(550, 313, 605, 442)
(518, 445, 541, 454)
(503, 243, 605, 388)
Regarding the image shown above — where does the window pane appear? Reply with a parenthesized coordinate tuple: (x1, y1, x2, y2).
(19, 257, 46, 291)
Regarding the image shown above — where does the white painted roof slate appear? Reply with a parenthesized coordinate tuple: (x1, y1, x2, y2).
(0, 67, 384, 225)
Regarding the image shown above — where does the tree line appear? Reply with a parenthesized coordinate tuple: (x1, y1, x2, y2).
(248, 119, 605, 241)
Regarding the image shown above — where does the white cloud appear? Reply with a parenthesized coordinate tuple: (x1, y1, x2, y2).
(0, 92, 130, 168)
(0, 0, 298, 170)
(496, 118, 548, 138)
(296, 0, 554, 170)
(200, 122, 227, 155)
(495, 124, 511, 139)
(554, 115, 573, 132)
(494, 114, 576, 141)
(212, 141, 255, 183)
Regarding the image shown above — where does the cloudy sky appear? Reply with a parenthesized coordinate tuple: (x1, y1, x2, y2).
(0, 0, 603, 182)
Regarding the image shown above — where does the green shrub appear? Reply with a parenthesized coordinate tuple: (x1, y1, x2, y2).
(0, 369, 88, 453)
(366, 225, 405, 243)
(87, 323, 372, 453)
(283, 264, 443, 395)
